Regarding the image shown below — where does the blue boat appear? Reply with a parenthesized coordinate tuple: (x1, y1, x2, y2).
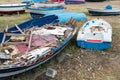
(77, 18, 112, 50)
(0, 3, 31, 15)
(30, 12, 87, 23)
(28, 7, 65, 17)
(0, 15, 77, 78)
(65, 0, 85, 4)
(87, 8, 120, 16)
(86, 0, 105, 2)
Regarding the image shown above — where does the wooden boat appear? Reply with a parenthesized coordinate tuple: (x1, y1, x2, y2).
(28, 7, 65, 17)
(87, 8, 120, 16)
(0, 3, 30, 15)
(77, 18, 112, 50)
(0, 15, 77, 78)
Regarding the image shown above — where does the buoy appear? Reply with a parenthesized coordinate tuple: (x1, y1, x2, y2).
(105, 4, 112, 10)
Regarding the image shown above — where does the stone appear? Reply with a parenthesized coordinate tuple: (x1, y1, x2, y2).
(45, 68, 57, 78)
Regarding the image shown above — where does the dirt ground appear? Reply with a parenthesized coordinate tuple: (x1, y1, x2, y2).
(34, 1, 120, 80)
(1, 1, 120, 80)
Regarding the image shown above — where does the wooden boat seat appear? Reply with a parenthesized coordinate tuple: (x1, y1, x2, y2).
(4, 42, 28, 45)
(1, 24, 26, 45)
(2, 33, 29, 45)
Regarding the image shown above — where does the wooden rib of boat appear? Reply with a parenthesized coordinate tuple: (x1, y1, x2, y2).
(87, 8, 120, 16)
(0, 15, 77, 78)
(0, 3, 30, 15)
(77, 18, 112, 50)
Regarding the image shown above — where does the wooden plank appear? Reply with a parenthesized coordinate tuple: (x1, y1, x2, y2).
(1, 26, 8, 45)
(4, 42, 28, 45)
(5, 33, 28, 36)
(15, 24, 25, 34)
(28, 32, 33, 49)
(25, 31, 33, 54)
(72, 20, 77, 27)
(68, 17, 74, 24)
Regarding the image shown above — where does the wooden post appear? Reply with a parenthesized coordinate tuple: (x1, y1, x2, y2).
(17, 11, 20, 15)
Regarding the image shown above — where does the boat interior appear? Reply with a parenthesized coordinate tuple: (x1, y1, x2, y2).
(0, 17, 77, 69)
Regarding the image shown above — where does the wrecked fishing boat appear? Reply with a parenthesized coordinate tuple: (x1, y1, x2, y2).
(77, 18, 112, 50)
(0, 15, 77, 77)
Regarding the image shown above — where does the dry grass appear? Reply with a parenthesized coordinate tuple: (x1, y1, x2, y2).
(0, 0, 21, 4)
(0, 0, 31, 31)
(0, 13, 31, 31)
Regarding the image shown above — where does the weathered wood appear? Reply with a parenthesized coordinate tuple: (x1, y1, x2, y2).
(1, 26, 8, 45)
(68, 17, 74, 24)
(72, 20, 77, 27)
(67, 17, 77, 27)
(4, 42, 28, 45)
(27, 32, 33, 50)
(5, 33, 28, 36)
(15, 24, 25, 34)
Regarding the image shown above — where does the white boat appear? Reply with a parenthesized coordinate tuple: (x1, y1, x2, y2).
(0, 3, 30, 15)
(34, 2, 65, 8)
(87, 8, 120, 16)
(28, 7, 65, 17)
(77, 18, 112, 50)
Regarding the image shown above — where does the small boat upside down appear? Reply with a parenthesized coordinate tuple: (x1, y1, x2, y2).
(77, 18, 112, 50)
